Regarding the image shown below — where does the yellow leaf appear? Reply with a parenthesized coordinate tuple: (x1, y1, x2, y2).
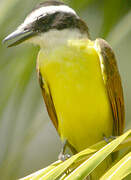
(64, 130, 131, 180)
(100, 152, 131, 180)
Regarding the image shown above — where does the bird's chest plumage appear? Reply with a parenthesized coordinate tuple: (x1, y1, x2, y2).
(38, 43, 113, 151)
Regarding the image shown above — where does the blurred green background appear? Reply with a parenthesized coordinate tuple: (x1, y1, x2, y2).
(0, 0, 131, 179)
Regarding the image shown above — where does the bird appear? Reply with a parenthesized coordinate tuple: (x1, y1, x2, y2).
(3, 1, 125, 179)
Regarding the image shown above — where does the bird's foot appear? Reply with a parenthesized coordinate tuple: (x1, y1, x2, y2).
(58, 139, 71, 161)
(103, 135, 116, 143)
(58, 152, 71, 161)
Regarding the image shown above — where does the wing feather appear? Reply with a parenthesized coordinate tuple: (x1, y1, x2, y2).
(95, 38, 125, 135)
(37, 69, 58, 130)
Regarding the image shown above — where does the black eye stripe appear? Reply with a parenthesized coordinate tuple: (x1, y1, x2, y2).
(31, 11, 89, 36)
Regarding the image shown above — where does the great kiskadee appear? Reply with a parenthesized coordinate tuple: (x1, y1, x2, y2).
(3, 0, 125, 179)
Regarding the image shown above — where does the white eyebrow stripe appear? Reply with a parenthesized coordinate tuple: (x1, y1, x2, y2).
(23, 5, 77, 25)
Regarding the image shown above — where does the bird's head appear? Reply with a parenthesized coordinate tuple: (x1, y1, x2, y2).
(3, 1, 89, 48)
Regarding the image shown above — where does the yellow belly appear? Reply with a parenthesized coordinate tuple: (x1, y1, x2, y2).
(38, 40, 113, 152)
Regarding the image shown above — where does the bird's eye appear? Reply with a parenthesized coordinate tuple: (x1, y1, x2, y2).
(37, 14, 43, 21)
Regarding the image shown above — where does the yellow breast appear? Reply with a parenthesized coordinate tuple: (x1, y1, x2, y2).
(38, 39, 113, 152)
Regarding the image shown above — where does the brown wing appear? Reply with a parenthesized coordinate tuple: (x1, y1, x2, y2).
(37, 68, 58, 130)
(95, 38, 125, 136)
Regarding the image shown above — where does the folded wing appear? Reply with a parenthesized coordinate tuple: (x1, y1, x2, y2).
(95, 38, 125, 136)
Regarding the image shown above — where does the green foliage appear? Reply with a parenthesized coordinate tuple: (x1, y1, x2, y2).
(101, 152, 131, 180)
(20, 130, 131, 180)
(0, 0, 131, 179)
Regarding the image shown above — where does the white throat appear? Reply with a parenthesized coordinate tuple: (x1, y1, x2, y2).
(28, 29, 88, 49)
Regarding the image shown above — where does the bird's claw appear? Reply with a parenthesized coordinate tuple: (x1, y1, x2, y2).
(58, 153, 71, 161)
(104, 135, 116, 143)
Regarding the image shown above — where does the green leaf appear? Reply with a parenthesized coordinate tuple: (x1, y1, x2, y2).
(19, 130, 131, 180)
(20, 139, 107, 180)
(64, 130, 131, 180)
(36, 139, 108, 180)
(100, 152, 131, 180)
(20, 161, 62, 180)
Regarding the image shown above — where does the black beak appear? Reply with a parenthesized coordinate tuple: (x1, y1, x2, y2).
(3, 28, 37, 47)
